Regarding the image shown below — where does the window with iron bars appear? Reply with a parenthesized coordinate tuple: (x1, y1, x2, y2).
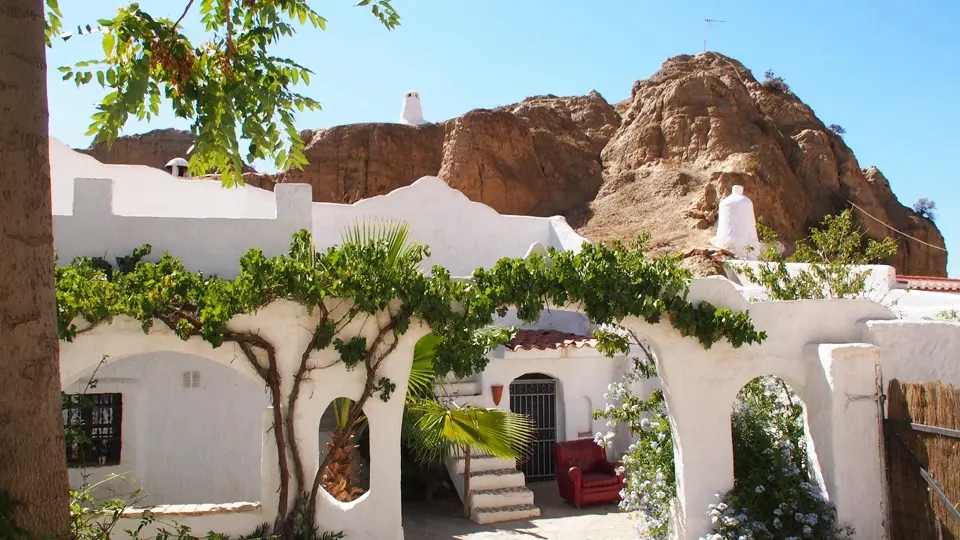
(62, 393, 122, 468)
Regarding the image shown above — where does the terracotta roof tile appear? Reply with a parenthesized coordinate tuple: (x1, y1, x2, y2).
(896, 275, 960, 294)
(504, 329, 597, 352)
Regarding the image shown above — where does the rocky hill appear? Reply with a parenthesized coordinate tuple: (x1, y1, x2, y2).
(80, 53, 947, 277)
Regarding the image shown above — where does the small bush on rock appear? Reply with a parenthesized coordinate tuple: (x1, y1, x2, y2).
(828, 124, 846, 137)
(762, 70, 790, 93)
(740, 210, 897, 301)
(913, 198, 936, 221)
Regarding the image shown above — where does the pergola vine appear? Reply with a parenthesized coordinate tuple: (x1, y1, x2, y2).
(54, 229, 766, 536)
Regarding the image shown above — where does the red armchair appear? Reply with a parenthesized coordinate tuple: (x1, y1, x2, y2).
(553, 439, 625, 508)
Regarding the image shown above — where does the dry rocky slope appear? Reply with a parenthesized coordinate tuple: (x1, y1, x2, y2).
(81, 53, 946, 276)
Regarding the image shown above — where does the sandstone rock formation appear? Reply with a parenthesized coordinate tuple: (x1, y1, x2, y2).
(80, 53, 947, 276)
(80, 128, 194, 170)
(582, 53, 945, 276)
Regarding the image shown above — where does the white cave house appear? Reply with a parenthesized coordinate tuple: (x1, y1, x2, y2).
(50, 137, 960, 540)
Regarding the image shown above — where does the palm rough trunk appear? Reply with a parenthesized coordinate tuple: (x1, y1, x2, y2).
(0, 0, 72, 536)
(320, 429, 364, 502)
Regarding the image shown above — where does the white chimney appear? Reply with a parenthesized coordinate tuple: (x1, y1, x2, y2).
(399, 91, 427, 126)
(164, 157, 190, 178)
(711, 185, 761, 259)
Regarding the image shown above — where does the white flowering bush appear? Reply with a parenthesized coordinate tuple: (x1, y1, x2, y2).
(592, 330, 676, 539)
(700, 376, 855, 539)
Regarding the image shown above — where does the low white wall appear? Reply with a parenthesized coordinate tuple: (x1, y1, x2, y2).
(64, 352, 264, 505)
(49, 139, 588, 279)
(728, 261, 897, 303)
(53, 177, 312, 278)
(60, 300, 427, 540)
(310, 177, 585, 276)
(864, 319, 960, 387)
(623, 277, 895, 540)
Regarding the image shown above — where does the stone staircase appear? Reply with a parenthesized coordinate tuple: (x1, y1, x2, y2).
(436, 374, 541, 524)
(445, 452, 541, 524)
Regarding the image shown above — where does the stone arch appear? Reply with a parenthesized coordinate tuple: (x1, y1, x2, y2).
(63, 349, 265, 506)
(728, 374, 821, 493)
(59, 317, 263, 386)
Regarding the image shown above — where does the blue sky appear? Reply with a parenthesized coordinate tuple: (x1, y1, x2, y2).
(47, 0, 958, 275)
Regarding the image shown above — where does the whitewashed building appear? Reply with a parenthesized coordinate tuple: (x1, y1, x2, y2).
(51, 136, 960, 540)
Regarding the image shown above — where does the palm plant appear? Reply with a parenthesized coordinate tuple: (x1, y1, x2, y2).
(320, 219, 419, 502)
(405, 399, 535, 518)
(327, 219, 535, 517)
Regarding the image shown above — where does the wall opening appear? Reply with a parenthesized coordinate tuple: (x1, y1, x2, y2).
(318, 398, 370, 501)
(718, 375, 833, 537)
(510, 372, 560, 483)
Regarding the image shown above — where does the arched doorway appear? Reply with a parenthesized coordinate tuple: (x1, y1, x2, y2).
(510, 373, 559, 482)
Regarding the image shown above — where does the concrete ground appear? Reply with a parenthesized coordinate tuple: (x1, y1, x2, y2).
(402, 482, 636, 540)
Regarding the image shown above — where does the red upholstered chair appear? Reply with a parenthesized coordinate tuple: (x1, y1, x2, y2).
(553, 439, 625, 508)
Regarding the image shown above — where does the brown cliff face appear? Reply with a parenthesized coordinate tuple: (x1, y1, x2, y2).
(582, 53, 945, 276)
(80, 128, 194, 170)
(276, 123, 446, 203)
(86, 53, 947, 276)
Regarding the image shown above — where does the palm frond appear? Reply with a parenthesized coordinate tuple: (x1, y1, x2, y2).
(408, 333, 443, 401)
(333, 397, 367, 435)
(341, 218, 419, 268)
(404, 399, 535, 465)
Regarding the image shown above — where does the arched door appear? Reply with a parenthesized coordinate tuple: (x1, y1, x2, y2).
(509, 373, 558, 482)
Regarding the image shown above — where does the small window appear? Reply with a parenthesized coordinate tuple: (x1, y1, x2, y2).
(62, 393, 122, 468)
(182, 370, 201, 388)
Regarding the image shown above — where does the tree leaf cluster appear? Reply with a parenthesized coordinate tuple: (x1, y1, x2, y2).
(739, 209, 898, 300)
(52, 0, 399, 187)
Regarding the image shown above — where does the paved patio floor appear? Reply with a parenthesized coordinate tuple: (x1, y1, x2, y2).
(402, 482, 636, 540)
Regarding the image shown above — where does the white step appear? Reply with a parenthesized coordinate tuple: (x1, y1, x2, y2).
(470, 487, 535, 509)
(450, 454, 515, 475)
(434, 381, 481, 397)
(471, 503, 541, 524)
(460, 468, 526, 491)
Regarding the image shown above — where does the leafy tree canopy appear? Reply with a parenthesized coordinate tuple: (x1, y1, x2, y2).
(740, 209, 898, 300)
(45, 0, 399, 187)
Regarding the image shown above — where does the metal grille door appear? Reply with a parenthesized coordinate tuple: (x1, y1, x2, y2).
(510, 375, 557, 482)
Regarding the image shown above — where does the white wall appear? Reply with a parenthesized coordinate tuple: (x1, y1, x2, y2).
(620, 277, 895, 540)
(60, 301, 428, 540)
(49, 138, 588, 279)
(64, 352, 265, 506)
(477, 348, 628, 444)
(864, 319, 960, 387)
(726, 261, 960, 320)
(495, 308, 593, 335)
(727, 261, 897, 303)
(309, 177, 581, 276)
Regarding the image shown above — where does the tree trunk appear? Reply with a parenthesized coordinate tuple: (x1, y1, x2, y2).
(462, 446, 471, 519)
(0, 0, 71, 537)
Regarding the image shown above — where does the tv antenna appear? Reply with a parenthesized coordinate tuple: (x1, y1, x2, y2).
(704, 19, 726, 53)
